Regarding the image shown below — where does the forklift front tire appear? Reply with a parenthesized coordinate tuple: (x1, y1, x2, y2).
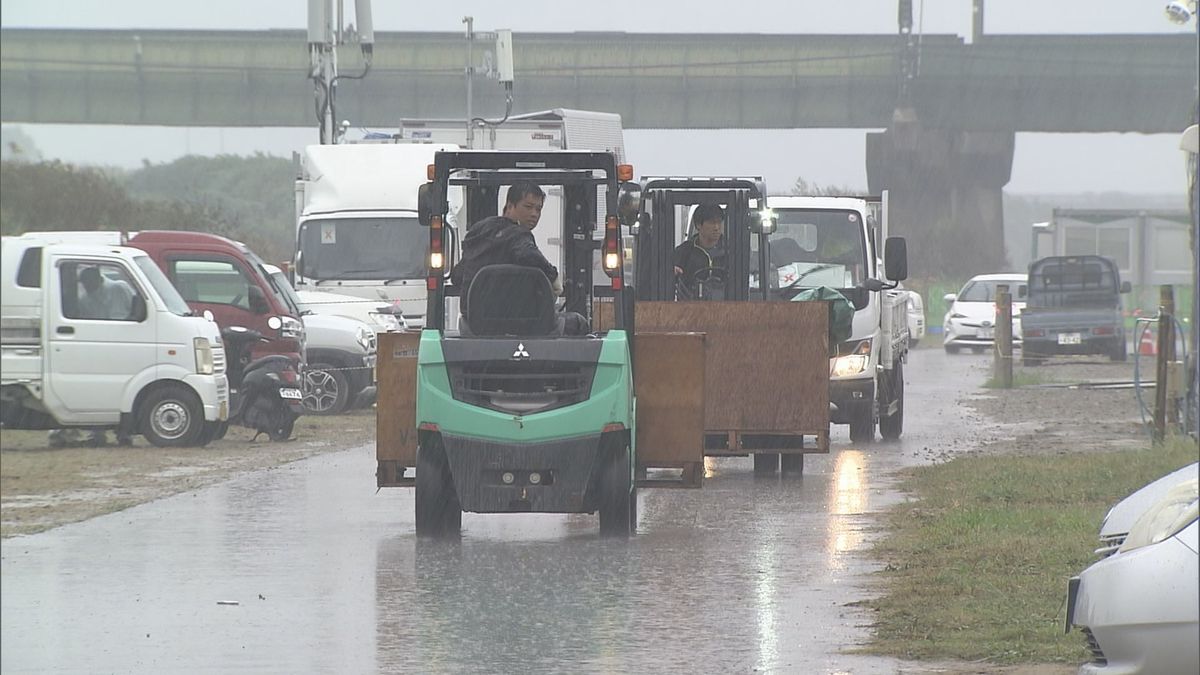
(599, 446, 635, 536)
(415, 443, 462, 537)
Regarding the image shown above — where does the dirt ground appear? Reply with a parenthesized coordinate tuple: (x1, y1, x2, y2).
(0, 410, 376, 538)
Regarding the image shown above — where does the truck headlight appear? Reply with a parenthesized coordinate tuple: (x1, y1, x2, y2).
(368, 311, 402, 331)
(1119, 478, 1199, 553)
(356, 326, 374, 353)
(281, 316, 304, 341)
(193, 337, 214, 375)
(831, 339, 872, 377)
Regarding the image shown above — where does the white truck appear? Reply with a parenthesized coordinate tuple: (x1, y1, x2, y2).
(766, 194, 910, 442)
(1, 239, 229, 446)
(292, 109, 625, 326)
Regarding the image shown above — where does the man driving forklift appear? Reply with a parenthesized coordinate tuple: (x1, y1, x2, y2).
(672, 203, 728, 300)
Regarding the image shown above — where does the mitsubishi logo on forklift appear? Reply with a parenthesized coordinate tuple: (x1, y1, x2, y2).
(511, 343, 531, 360)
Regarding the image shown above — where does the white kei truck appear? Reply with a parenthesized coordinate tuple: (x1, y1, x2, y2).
(1, 239, 229, 447)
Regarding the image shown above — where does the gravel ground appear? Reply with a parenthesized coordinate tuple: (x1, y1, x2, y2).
(958, 353, 1165, 461)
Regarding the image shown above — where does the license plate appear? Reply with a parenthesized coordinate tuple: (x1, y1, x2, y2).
(1058, 333, 1082, 345)
(978, 328, 994, 339)
(280, 388, 303, 400)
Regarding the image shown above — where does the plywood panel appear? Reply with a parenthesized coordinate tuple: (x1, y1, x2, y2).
(592, 298, 615, 333)
(635, 301, 827, 434)
(634, 332, 706, 467)
(376, 332, 420, 471)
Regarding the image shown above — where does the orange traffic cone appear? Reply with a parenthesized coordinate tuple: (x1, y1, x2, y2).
(1139, 326, 1157, 356)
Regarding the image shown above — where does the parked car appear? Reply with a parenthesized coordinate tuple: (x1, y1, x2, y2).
(1066, 467, 1199, 674)
(905, 290, 925, 347)
(942, 273, 1027, 354)
(262, 265, 377, 415)
(292, 287, 405, 333)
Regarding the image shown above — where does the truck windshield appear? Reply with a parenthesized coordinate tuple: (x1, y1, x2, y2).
(242, 249, 303, 318)
(298, 217, 425, 281)
(134, 256, 193, 316)
(770, 210, 866, 288)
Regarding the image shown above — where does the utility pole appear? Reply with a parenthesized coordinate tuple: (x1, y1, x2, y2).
(308, 0, 374, 145)
(972, 0, 985, 43)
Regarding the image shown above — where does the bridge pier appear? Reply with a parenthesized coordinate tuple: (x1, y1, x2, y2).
(866, 120, 1014, 277)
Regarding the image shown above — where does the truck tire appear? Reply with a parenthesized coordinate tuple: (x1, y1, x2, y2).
(753, 453, 779, 475)
(848, 404, 875, 444)
(302, 362, 350, 415)
(139, 384, 205, 448)
(879, 362, 904, 441)
(599, 445, 635, 536)
(1110, 338, 1128, 362)
(415, 442, 461, 537)
(1023, 350, 1042, 368)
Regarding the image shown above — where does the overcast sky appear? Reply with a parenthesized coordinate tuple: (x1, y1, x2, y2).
(2, 0, 1197, 195)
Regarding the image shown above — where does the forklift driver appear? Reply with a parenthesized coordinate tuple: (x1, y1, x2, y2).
(672, 203, 728, 300)
(452, 181, 588, 335)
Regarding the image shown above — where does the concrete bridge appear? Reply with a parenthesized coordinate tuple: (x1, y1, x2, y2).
(2, 28, 1195, 270)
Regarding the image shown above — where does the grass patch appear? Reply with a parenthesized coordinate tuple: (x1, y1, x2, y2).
(858, 436, 1198, 664)
(982, 370, 1048, 388)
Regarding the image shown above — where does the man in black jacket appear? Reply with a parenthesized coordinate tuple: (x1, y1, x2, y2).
(672, 202, 727, 300)
(452, 181, 587, 334)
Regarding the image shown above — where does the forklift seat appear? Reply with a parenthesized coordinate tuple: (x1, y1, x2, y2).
(463, 264, 558, 337)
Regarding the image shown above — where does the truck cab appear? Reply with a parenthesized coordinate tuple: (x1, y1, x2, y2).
(766, 195, 910, 443)
(2, 231, 306, 365)
(1, 239, 228, 446)
(292, 142, 460, 328)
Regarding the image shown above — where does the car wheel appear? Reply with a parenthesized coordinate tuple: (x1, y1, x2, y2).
(302, 363, 350, 415)
(139, 384, 205, 448)
(415, 441, 462, 537)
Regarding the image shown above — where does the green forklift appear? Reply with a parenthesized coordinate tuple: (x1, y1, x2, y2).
(373, 151, 709, 537)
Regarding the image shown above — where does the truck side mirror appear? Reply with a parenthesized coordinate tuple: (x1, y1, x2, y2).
(417, 183, 435, 227)
(1120, 281, 1131, 294)
(884, 237, 908, 281)
(249, 286, 270, 314)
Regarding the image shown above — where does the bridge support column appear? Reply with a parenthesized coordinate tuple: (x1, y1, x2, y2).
(866, 121, 1014, 277)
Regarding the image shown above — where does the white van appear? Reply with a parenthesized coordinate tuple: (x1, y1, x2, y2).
(1, 239, 229, 446)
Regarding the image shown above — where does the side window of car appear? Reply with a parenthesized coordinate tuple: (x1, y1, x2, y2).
(170, 258, 253, 310)
(60, 261, 144, 322)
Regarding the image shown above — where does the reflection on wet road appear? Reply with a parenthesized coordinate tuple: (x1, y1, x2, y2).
(1, 349, 988, 674)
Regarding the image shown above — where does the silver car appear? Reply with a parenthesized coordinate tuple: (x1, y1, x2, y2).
(1066, 465, 1199, 674)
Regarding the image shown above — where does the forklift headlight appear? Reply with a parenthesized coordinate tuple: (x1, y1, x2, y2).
(193, 337, 214, 375)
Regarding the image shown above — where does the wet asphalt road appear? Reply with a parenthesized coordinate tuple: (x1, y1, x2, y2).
(2, 349, 994, 674)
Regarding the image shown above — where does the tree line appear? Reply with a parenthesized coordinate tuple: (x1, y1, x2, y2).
(0, 154, 296, 263)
